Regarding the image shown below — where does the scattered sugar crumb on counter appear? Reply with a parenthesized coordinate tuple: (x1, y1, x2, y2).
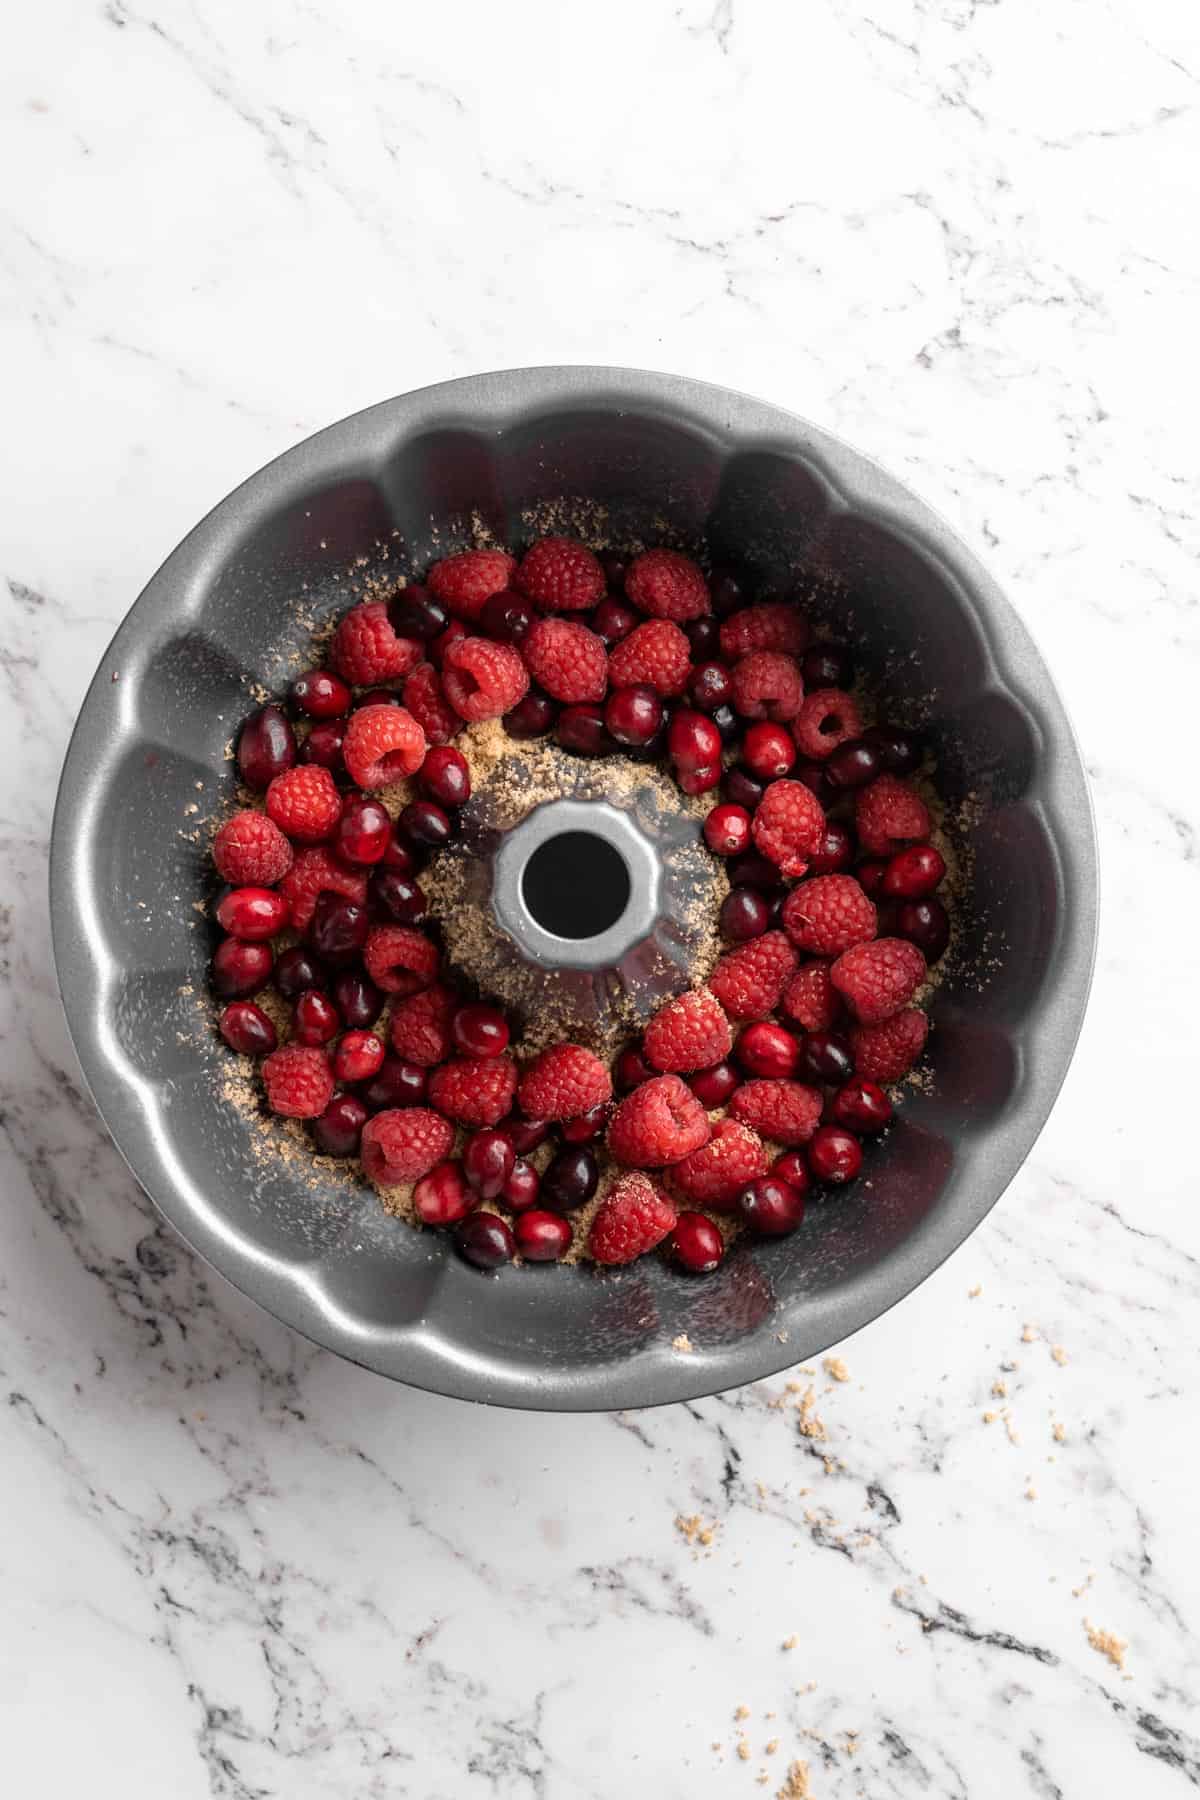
(822, 1356, 849, 1382)
(765, 1738, 780, 1754)
(1021, 1323, 1038, 1343)
(675, 1513, 718, 1549)
(737, 1740, 752, 1761)
(734, 1704, 751, 1721)
(991, 1379, 1008, 1398)
(671, 1332, 694, 1354)
(1024, 1483, 1038, 1501)
(1053, 1421, 1067, 1443)
(776, 1761, 814, 1799)
(781, 1634, 798, 1650)
(1051, 1343, 1069, 1365)
(967, 1283, 983, 1297)
(1072, 1571, 1095, 1598)
(796, 1387, 827, 1440)
(1085, 1620, 1128, 1670)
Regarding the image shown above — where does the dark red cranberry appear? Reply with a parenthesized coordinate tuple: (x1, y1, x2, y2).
(671, 1211, 724, 1273)
(809, 820, 855, 875)
(615, 1047, 654, 1092)
(502, 1160, 541, 1213)
(312, 1093, 369, 1158)
(502, 1116, 552, 1155)
(463, 1128, 515, 1200)
(802, 643, 853, 688)
(668, 709, 722, 771)
(419, 746, 471, 809)
(807, 1123, 863, 1184)
(300, 720, 346, 774)
(897, 897, 950, 961)
(742, 722, 795, 781)
(605, 684, 663, 748)
(792, 761, 837, 809)
(677, 761, 722, 796)
(481, 590, 535, 644)
(737, 1175, 806, 1235)
(684, 617, 721, 661)
(861, 724, 922, 776)
(413, 1159, 473, 1225)
(689, 662, 733, 712)
(629, 718, 669, 763)
(237, 705, 295, 790)
(333, 1030, 385, 1084)
(882, 844, 946, 898)
(688, 1061, 739, 1108)
(831, 1078, 893, 1134)
(601, 551, 629, 590)
(723, 769, 766, 814)
(215, 886, 288, 941)
(736, 1021, 799, 1079)
(875, 897, 902, 936)
(455, 1211, 516, 1269)
(291, 669, 351, 719)
(556, 704, 614, 756)
(770, 1149, 811, 1194)
(709, 568, 748, 617)
(308, 894, 369, 965)
(274, 945, 324, 999)
(212, 937, 272, 998)
(591, 596, 639, 645)
(514, 1209, 571, 1261)
(452, 1003, 510, 1059)
(361, 1057, 427, 1112)
(334, 797, 393, 866)
(857, 859, 888, 897)
(728, 851, 782, 891)
(369, 868, 428, 925)
(399, 800, 453, 850)
(561, 1102, 611, 1144)
(430, 619, 469, 668)
(720, 887, 771, 942)
(505, 691, 558, 738)
(389, 584, 448, 641)
(332, 969, 384, 1029)
(710, 703, 740, 746)
(826, 738, 883, 790)
(703, 802, 752, 857)
(798, 1031, 854, 1084)
(541, 1146, 599, 1211)
(219, 1000, 277, 1056)
(292, 989, 340, 1047)
(357, 687, 400, 709)
(381, 837, 416, 874)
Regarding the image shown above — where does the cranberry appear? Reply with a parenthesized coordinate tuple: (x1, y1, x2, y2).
(331, 970, 384, 1029)
(591, 596, 639, 645)
(882, 844, 946, 899)
(505, 691, 558, 738)
(809, 820, 855, 875)
(308, 894, 369, 965)
(389, 584, 448, 641)
(668, 709, 722, 772)
(742, 722, 795, 781)
(452, 1003, 510, 1059)
(463, 1128, 515, 1200)
(514, 1209, 572, 1261)
(455, 1211, 516, 1269)
(212, 937, 272, 998)
(710, 703, 740, 747)
(333, 1030, 385, 1084)
(723, 767, 766, 812)
(897, 896, 950, 961)
(335, 797, 393, 866)
(630, 719, 668, 764)
(219, 1000, 277, 1056)
(802, 643, 853, 688)
(481, 590, 535, 644)
(369, 869, 428, 925)
(688, 1061, 739, 1108)
(605, 684, 663, 748)
(541, 1146, 599, 1211)
(857, 859, 888, 897)
(382, 837, 416, 874)
(703, 803, 752, 857)
(430, 619, 469, 668)
(862, 724, 922, 776)
(420, 746, 471, 809)
(502, 1116, 552, 1155)
(413, 1159, 473, 1225)
(561, 1102, 611, 1144)
(361, 1057, 427, 1112)
(502, 1160, 541, 1212)
(237, 704, 296, 790)
(807, 1123, 863, 1184)
(556, 704, 614, 756)
(728, 851, 781, 892)
(737, 1021, 800, 1079)
(292, 989, 340, 1047)
(720, 887, 771, 942)
(677, 762, 721, 796)
(738, 1175, 806, 1235)
(357, 687, 400, 709)
(685, 617, 721, 661)
(615, 1047, 654, 1092)
(601, 551, 629, 589)
(291, 669, 351, 719)
(798, 1031, 854, 1084)
(215, 887, 288, 941)
(689, 662, 733, 712)
(826, 738, 882, 789)
(300, 721, 346, 774)
(312, 1093, 368, 1158)
(399, 800, 453, 850)
(274, 945, 324, 999)
(770, 1149, 811, 1194)
(831, 1078, 893, 1134)
(671, 1211, 724, 1273)
(709, 568, 748, 617)
(792, 761, 837, 809)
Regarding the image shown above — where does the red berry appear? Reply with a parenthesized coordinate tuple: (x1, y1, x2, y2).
(688, 661, 733, 712)
(427, 1056, 518, 1128)
(452, 1004, 510, 1059)
(831, 937, 926, 1025)
(213, 811, 294, 887)
(677, 762, 721, 796)
(215, 886, 288, 941)
(361, 1057, 428, 1112)
(862, 724, 923, 775)
(896, 897, 950, 962)
(519, 1044, 612, 1121)
(591, 596, 640, 646)
(301, 721, 346, 774)
(752, 779, 826, 879)
(736, 1020, 799, 1079)
(792, 760, 837, 809)
(605, 684, 663, 747)
(343, 704, 426, 789)
(808, 1123, 863, 1184)
(588, 1170, 678, 1264)
(685, 616, 721, 659)
(802, 643, 854, 688)
(292, 989, 340, 1047)
(708, 931, 798, 1019)
(793, 688, 862, 761)
(430, 620, 469, 668)
(413, 1158, 473, 1225)
(882, 844, 946, 899)
(455, 1211, 516, 1269)
(737, 1175, 806, 1236)
(720, 602, 809, 659)
(505, 691, 558, 738)
(275, 946, 325, 1000)
(219, 1000, 277, 1056)
(389, 983, 456, 1065)
(516, 536, 605, 612)
(522, 618, 608, 704)
(357, 688, 401, 709)
(719, 886, 771, 944)
(643, 988, 732, 1074)
(731, 651, 803, 723)
(291, 669, 351, 719)
(826, 738, 883, 790)
(281, 848, 369, 931)
(265, 765, 341, 843)
(616, 1047, 655, 1092)
(849, 1008, 928, 1084)
(402, 663, 459, 746)
(307, 894, 368, 965)
(312, 1093, 369, 1157)
(667, 709, 722, 771)
(729, 1079, 822, 1145)
(608, 619, 692, 697)
(561, 1102, 613, 1144)
(333, 1030, 386, 1084)
(607, 1075, 710, 1168)
(443, 636, 531, 721)
(503, 1161, 542, 1213)
(855, 775, 932, 858)
(419, 746, 471, 809)
(704, 803, 752, 857)
(741, 721, 796, 780)
(782, 874, 877, 956)
(389, 585, 449, 642)
(360, 1107, 453, 1184)
(687, 1060, 739, 1108)
(670, 1118, 767, 1209)
(463, 1128, 515, 1199)
(262, 1044, 334, 1119)
(797, 1031, 853, 1084)
(555, 703, 613, 755)
(237, 705, 296, 791)
(332, 970, 384, 1029)
(398, 799, 453, 850)
(831, 1077, 893, 1133)
(364, 924, 439, 996)
(334, 796, 393, 866)
(331, 601, 422, 686)
(808, 820, 855, 875)
(625, 549, 710, 622)
(369, 869, 428, 925)
(770, 1149, 811, 1194)
(427, 549, 517, 621)
(502, 1117, 553, 1155)
(780, 961, 840, 1032)
(212, 937, 272, 998)
(514, 1209, 571, 1261)
(541, 1146, 599, 1210)
(670, 1212, 725, 1273)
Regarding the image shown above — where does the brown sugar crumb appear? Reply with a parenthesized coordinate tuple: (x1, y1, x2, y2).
(737, 1740, 752, 1761)
(1052, 1421, 1067, 1444)
(1072, 1572, 1095, 1598)
(765, 1738, 780, 1755)
(1085, 1620, 1128, 1670)
(734, 1705, 751, 1722)
(1021, 1323, 1038, 1344)
(1024, 1484, 1038, 1501)
(982, 1410, 998, 1424)
(777, 1761, 814, 1799)
(967, 1283, 982, 1298)
(991, 1379, 1008, 1399)
(781, 1634, 798, 1650)
(671, 1333, 694, 1354)
(1051, 1344, 1069, 1366)
(675, 1514, 718, 1549)
(822, 1356, 849, 1382)
(796, 1387, 827, 1440)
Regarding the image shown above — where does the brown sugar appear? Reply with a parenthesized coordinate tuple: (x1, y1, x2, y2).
(822, 1356, 849, 1382)
(1084, 1620, 1128, 1670)
(777, 1762, 814, 1799)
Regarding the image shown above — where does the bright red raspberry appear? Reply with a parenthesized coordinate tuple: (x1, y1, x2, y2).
(719, 602, 810, 659)
(607, 619, 691, 696)
(363, 924, 439, 996)
(402, 663, 458, 745)
(669, 1118, 768, 1210)
(849, 1007, 929, 1083)
(855, 774, 932, 858)
(731, 651, 804, 723)
(729, 1079, 823, 1145)
(442, 636, 530, 722)
(587, 1171, 678, 1265)
(426, 548, 517, 622)
(343, 704, 426, 788)
(607, 1074, 710, 1168)
(780, 961, 840, 1032)
(782, 875, 877, 956)
(427, 1056, 518, 1128)
(518, 1044, 612, 1121)
(707, 931, 798, 1020)
(360, 1107, 454, 1185)
(643, 988, 732, 1074)
(261, 1045, 334, 1119)
(212, 810, 293, 886)
(280, 847, 368, 930)
(792, 688, 862, 761)
(264, 765, 341, 842)
(331, 602, 422, 686)
(752, 779, 826, 878)
(388, 982, 457, 1066)
(831, 937, 927, 1024)
(625, 549, 710, 622)
(516, 536, 605, 612)
(521, 618, 608, 704)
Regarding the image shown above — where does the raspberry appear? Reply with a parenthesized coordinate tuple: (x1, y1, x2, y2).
(402, 663, 458, 745)
(855, 774, 932, 858)
(729, 1079, 823, 1145)
(669, 1118, 768, 1210)
(793, 688, 862, 761)
(343, 704, 427, 789)
(521, 618, 608, 704)
(587, 1171, 678, 1265)
(731, 651, 804, 723)
(607, 619, 691, 697)
(360, 1107, 454, 1185)
(625, 549, 710, 622)
(427, 1056, 518, 1128)
(331, 602, 422, 686)
(782, 875, 877, 956)
(707, 931, 798, 1021)
(516, 536, 605, 612)
(388, 982, 457, 1066)
(363, 924, 439, 996)
(261, 1045, 333, 1119)
(780, 961, 840, 1032)
(518, 1044, 612, 1121)
(212, 810, 293, 886)
(849, 1007, 929, 1083)
(831, 937, 926, 1024)
(719, 602, 810, 659)
(643, 988, 732, 1073)
(442, 636, 530, 722)
(607, 1074, 711, 1168)
(265, 765, 341, 842)
(280, 847, 368, 930)
(752, 779, 825, 878)
(426, 548, 517, 622)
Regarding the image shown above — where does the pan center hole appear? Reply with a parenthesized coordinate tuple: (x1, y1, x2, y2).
(521, 831, 632, 940)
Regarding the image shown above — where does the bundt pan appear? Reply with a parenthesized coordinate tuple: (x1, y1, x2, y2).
(49, 368, 1098, 1409)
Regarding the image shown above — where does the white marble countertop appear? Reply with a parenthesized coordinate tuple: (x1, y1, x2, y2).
(4, 2, 1199, 1794)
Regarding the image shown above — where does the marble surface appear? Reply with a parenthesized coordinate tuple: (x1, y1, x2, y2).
(3, 1, 1199, 1793)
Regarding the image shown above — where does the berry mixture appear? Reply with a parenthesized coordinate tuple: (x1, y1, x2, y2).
(208, 538, 953, 1274)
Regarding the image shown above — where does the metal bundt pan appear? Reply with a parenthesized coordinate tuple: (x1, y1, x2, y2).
(49, 368, 1098, 1409)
